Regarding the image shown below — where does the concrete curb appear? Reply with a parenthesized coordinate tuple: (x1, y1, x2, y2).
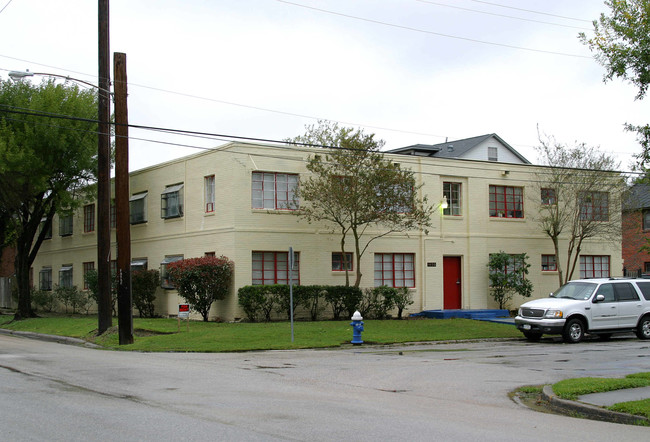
(542, 385, 650, 425)
(0, 328, 101, 349)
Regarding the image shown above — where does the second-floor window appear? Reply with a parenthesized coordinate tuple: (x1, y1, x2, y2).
(40, 218, 52, 240)
(579, 191, 609, 221)
(489, 185, 524, 218)
(205, 175, 215, 213)
(59, 214, 73, 236)
(644, 210, 650, 230)
(83, 204, 95, 233)
(161, 184, 184, 219)
(541, 188, 556, 205)
(252, 172, 298, 210)
(443, 182, 461, 216)
(130, 192, 148, 224)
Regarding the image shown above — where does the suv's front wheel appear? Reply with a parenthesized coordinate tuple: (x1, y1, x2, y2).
(562, 318, 585, 343)
(636, 315, 650, 340)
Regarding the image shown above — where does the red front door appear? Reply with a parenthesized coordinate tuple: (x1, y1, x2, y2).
(443, 256, 462, 309)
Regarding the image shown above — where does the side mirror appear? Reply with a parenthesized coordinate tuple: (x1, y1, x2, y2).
(549, 292, 555, 298)
(593, 294, 605, 303)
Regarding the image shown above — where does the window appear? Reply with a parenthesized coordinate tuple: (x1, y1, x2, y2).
(332, 252, 353, 271)
(615, 283, 639, 302)
(59, 213, 73, 236)
(374, 253, 415, 288)
(40, 218, 52, 240)
(161, 255, 183, 289)
(204, 252, 216, 258)
(489, 185, 524, 218)
(130, 192, 148, 224)
(252, 172, 298, 210)
(252, 251, 300, 285)
(580, 255, 610, 279)
(205, 175, 215, 213)
(443, 182, 461, 216)
(161, 184, 184, 219)
(131, 259, 148, 272)
(82, 262, 94, 290)
(59, 265, 73, 288)
(595, 284, 616, 302)
(110, 200, 116, 229)
(83, 204, 95, 233)
(541, 255, 557, 271)
(39, 267, 52, 291)
(488, 146, 498, 161)
(541, 188, 556, 205)
(643, 210, 650, 230)
(489, 254, 526, 276)
(579, 191, 609, 221)
(636, 281, 650, 301)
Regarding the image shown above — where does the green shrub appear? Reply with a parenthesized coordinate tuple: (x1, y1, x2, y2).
(298, 285, 327, 321)
(31, 288, 57, 312)
(84, 268, 118, 315)
(360, 286, 397, 319)
(54, 285, 91, 314)
(393, 287, 414, 319)
(238, 286, 275, 322)
(131, 269, 159, 318)
(324, 286, 362, 320)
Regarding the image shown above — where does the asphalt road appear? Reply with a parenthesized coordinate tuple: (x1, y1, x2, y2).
(1, 333, 649, 441)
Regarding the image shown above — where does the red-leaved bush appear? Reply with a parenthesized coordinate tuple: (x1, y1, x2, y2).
(167, 256, 234, 321)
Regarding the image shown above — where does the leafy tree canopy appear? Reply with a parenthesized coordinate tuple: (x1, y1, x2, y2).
(0, 79, 98, 319)
(287, 120, 434, 287)
(487, 252, 533, 310)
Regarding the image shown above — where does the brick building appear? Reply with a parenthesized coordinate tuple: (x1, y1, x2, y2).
(623, 184, 650, 275)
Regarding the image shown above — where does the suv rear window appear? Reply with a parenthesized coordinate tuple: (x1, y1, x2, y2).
(614, 283, 640, 301)
(635, 281, 650, 301)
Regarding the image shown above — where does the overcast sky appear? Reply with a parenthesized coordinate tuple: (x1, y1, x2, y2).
(1, 0, 648, 172)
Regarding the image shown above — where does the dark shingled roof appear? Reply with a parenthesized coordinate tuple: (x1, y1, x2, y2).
(624, 183, 650, 211)
(387, 133, 531, 164)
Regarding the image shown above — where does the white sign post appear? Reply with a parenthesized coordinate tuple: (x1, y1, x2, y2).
(178, 303, 190, 332)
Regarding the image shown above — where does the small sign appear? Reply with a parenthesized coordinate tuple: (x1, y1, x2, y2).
(178, 303, 190, 319)
(427, 262, 437, 268)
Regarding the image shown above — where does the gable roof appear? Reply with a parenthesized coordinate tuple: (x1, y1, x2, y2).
(387, 133, 531, 164)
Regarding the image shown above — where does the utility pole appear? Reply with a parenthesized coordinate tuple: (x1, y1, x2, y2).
(97, 0, 112, 334)
(114, 52, 133, 345)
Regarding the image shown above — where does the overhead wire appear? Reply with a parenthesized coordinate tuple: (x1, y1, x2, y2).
(275, 0, 592, 58)
(0, 104, 641, 182)
(466, 0, 592, 23)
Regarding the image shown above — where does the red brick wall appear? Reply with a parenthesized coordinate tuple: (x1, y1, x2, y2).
(0, 247, 15, 277)
(622, 211, 650, 273)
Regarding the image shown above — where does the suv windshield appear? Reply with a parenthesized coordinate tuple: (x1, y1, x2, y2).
(552, 282, 598, 300)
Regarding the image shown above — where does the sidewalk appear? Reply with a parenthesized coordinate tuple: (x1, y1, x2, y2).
(578, 386, 650, 407)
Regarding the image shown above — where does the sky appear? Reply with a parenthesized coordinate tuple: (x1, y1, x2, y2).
(1, 0, 649, 173)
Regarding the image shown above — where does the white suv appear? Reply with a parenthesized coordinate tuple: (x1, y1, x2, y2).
(515, 278, 650, 343)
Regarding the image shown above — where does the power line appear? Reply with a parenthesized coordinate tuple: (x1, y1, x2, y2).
(467, 0, 592, 23)
(275, 0, 592, 58)
(415, 0, 591, 30)
(0, 0, 13, 15)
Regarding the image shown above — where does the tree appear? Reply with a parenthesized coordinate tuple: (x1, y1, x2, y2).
(532, 134, 627, 285)
(579, 1, 650, 171)
(131, 269, 160, 318)
(167, 256, 234, 321)
(288, 120, 434, 287)
(487, 252, 533, 310)
(0, 79, 98, 320)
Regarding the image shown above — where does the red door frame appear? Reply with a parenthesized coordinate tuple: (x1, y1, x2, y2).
(443, 256, 462, 309)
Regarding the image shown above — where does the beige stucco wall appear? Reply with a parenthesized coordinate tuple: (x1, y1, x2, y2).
(31, 142, 623, 320)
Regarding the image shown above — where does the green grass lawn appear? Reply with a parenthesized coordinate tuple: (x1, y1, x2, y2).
(0, 314, 520, 352)
(553, 373, 650, 420)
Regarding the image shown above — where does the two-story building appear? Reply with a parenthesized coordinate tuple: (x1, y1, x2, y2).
(31, 134, 622, 320)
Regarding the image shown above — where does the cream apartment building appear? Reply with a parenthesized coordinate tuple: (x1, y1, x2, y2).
(31, 136, 622, 320)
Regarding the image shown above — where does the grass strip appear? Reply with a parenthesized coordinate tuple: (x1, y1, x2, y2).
(0, 314, 520, 352)
(608, 399, 650, 419)
(553, 374, 650, 400)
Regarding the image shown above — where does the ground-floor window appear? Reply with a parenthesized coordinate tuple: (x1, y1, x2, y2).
(252, 251, 300, 285)
(332, 252, 353, 271)
(39, 267, 52, 291)
(160, 255, 183, 288)
(374, 253, 415, 288)
(59, 265, 73, 288)
(580, 255, 610, 279)
(541, 254, 557, 272)
(82, 262, 94, 290)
